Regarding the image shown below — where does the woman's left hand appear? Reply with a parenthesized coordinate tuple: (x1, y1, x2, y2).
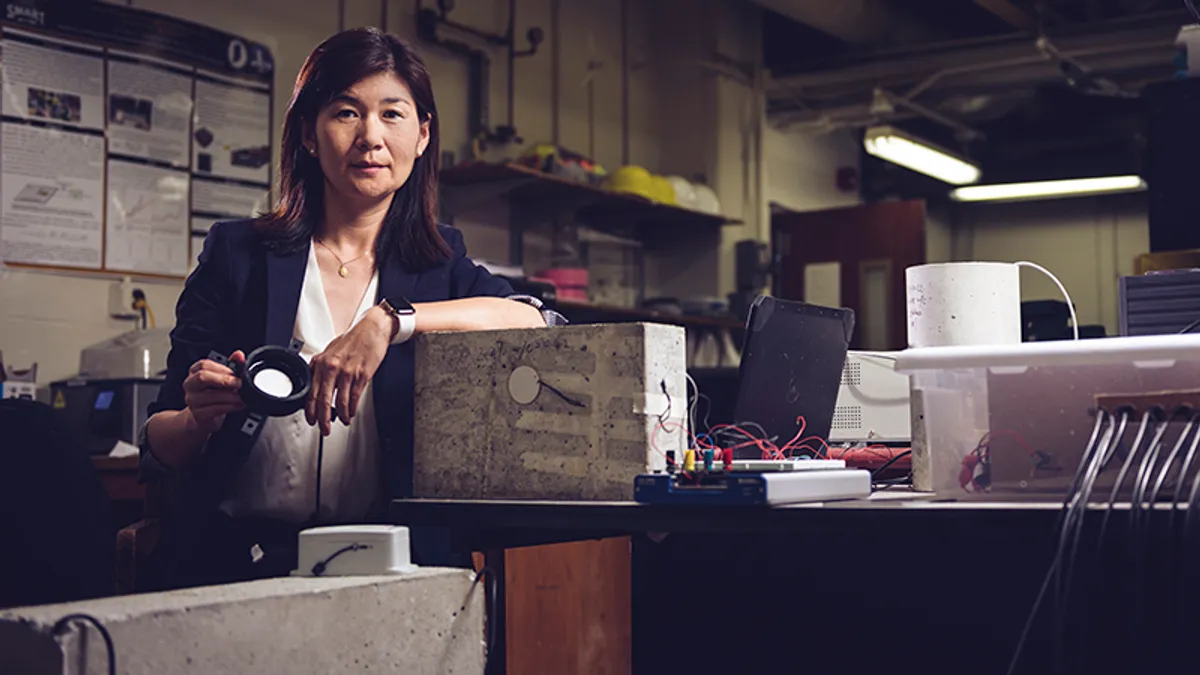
(306, 306, 392, 435)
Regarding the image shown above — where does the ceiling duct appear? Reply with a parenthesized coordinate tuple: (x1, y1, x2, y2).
(767, 14, 1181, 132)
(750, 0, 942, 46)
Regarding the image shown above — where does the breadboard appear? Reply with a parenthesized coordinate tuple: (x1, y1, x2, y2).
(634, 469, 871, 505)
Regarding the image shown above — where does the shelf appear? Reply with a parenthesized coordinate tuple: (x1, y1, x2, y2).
(440, 162, 742, 228)
(552, 300, 745, 331)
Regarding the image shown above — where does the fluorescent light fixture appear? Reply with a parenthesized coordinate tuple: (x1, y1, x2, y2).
(949, 175, 1147, 202)
(863, 126, 981, 186)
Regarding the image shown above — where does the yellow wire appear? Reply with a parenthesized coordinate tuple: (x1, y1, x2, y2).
(131, 298, 156, 328)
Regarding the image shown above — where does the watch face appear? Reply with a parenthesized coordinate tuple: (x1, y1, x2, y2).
(387, 296, 415, 315)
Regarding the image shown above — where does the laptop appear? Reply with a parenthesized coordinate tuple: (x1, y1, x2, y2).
(731, 296, 856, 458)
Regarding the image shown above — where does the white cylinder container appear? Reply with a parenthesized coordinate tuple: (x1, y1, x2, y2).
(905, 262, 1022, 348)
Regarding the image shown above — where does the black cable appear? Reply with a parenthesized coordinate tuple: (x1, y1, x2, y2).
(1188, 0, 1200, 25)
(1130, 415, 1175, 528)
(1163, 418, 1200, 617)
(872, 471, 912, 490)
(870, 450, 911, 482)
(310, 543, 372, 576)
(1055, 411, 1124, 670)
(52, 613, 115, 675)
(1179, 317, 1200, 335)
(1006, 411, 1111, 675)
(1185, 464, 1200, 540)
(539, 381, 585, 408)
(1148, 414, 1198, 510)
(1181, 463, 1200, 627)
(312, 432, 325, 524)
(1170, 423, 1200, 526)
(1098, 412, 1152, 549)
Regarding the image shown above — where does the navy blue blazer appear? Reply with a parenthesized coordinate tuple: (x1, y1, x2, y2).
(143, 218, 531, 524)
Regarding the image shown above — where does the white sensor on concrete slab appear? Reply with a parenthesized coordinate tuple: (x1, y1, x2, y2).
(508, 365, 540, 404)
(293, 525, 416, 577)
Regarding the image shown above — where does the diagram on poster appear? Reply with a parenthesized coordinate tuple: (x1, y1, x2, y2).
(193, 74, 271, 185)
(106, 53, 194, 169)
(1, 31, 105, 132)
(105, 160, 190, 275)
(191, 177, 270, 233)
(0, 123, 104, 268)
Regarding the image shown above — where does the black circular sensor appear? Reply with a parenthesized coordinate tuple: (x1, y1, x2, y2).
(239, 344, 311, 417)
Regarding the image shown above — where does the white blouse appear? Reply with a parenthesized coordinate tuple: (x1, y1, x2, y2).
(220, 244, 381, 525)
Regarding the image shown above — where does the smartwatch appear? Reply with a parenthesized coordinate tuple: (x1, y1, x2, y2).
(378, 296, 416, 344)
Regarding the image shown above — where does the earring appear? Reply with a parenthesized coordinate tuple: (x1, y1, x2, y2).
(307, 146, 316, 156)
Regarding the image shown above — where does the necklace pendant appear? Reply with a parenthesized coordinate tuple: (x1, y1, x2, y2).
(338, 264, 349, 278)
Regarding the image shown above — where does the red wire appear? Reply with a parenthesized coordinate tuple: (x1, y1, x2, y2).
(983, 429, 1036, 455)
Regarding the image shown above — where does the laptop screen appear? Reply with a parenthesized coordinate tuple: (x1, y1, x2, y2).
(732, 296, 855, 458)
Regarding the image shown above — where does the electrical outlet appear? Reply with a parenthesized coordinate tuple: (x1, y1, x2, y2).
(109, 276, 138, 319)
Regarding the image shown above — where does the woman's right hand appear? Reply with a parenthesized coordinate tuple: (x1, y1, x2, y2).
(182, 351, 246, 434)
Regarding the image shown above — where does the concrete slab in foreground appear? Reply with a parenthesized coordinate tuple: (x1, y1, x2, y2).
(0, 567, 484, 675)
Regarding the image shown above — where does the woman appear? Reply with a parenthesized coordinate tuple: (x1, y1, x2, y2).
(141, 27, 558, 588)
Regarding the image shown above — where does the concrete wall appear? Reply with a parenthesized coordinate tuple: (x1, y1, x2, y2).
(764, 126, 861, 214)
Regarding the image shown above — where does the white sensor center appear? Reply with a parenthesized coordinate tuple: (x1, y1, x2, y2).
(508, 366, 540, 405)
(253, 368, 293, 398)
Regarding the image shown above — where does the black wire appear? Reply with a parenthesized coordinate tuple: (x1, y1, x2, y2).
(1056, 411, 1124, 670)
(539, 381, 585, 408)
(473, 566, 500, 666)
(1170, 423, 1200, 526)
(1097, 412, 1150, 551)
(311, 543, 372, 576)
(53, 613, 115, 675)
(1148, 414, 1198, 509)
(1005, 411, 1111, 675)
(312, 432, 325, 524)
(1131, 416, 1176, 529)
(1180, 317, 1200, 334)
(1188, 0, 1200, 24)
(870, 450, 911, 481)
(872, 471, 912, 490)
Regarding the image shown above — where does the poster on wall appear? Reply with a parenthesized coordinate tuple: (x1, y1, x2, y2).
(0, 0, 274, 277)
(0, 122, 104, 268)
(191, 177, 271, 234)
(105, 160, 190, 275)
(0, 30, 105, 132)
(192, 73, 272, 185)
(106, 52, 194, 169)
(190, 234, 207, 274)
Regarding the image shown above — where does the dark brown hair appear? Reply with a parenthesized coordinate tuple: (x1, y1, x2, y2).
(256, 27, 449, 270)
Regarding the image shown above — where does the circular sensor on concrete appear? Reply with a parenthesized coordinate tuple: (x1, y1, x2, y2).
(508, 365, 541, 405)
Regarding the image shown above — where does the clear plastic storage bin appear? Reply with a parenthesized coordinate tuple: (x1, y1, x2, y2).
(894, 335, 1200, 499)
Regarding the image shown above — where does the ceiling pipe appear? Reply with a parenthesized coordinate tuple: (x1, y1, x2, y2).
(769, 21, 1178, 97)
(751, 0, 943, 46)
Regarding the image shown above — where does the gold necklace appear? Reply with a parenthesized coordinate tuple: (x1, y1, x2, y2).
(315, 239, 371, 278)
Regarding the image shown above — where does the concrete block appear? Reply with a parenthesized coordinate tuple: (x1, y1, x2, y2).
(413, 322, 688, 501)
(0, 568, 484, 675)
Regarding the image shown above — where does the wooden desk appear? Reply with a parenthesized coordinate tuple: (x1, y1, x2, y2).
(92, 455, 145, 504)
(91, 455, 163, 594)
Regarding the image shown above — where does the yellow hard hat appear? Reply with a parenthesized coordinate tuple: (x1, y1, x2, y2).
(604, 165, 655, 200)
(649, 175, 677, 205)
